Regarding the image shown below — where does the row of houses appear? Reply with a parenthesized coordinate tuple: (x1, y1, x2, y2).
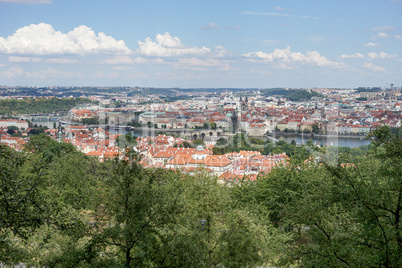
(134, 135, 288, 182)
(0, 133, 26, 151)
(0, 119, 29, 129)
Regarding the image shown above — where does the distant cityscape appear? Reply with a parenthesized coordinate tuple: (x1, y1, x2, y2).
(1, 85, 401, 182)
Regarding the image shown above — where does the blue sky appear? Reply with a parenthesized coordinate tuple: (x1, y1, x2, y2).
(0, 0, 401, 88)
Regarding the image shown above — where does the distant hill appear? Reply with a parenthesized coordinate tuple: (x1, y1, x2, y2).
(0, 98, 94, 115)
(260, 88, 324, 101)
(355, 87, 382, 93)
(260, 88, 290, 97)
(284, 90, 324, 101)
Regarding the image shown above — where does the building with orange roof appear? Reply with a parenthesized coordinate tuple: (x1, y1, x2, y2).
(248, 123, 268, 136)
(0, 135, 26, 151)
(0, 119, 28, 129)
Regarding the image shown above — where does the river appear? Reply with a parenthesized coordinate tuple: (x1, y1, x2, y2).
(29, 117, 371, 148)
(30, 116, 60, 128)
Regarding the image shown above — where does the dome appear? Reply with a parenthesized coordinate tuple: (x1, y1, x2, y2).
(196, 145, 204, 151)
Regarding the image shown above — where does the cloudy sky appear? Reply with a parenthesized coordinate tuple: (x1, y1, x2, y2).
(0, 0, 401, 88)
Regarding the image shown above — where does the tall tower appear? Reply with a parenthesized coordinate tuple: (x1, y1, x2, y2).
(241, 97, 248, 111)
(57, 121, 62, 142)
(231, 110, 239, 133)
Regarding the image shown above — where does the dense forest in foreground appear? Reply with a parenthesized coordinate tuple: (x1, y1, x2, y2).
(0, 126, 401, 267)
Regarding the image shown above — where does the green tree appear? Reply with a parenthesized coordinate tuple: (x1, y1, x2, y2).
(0, 98, 94, 115)
(312, 123, 320, 133)
(210, 121, 217, 130)
(183, 141, 193, 148)
(24, 134, 76, 162)
(7, 126, 19, 135)
(0, 134, 100, 265)
(216, 137, 227, 146)
(0, 145, 48, 262)
(0, 141, 87, 264)
(176, 171, 285, 267)
(127, 120, 142, 127)
(305, 139, 314, 147)
(116, 134, 137, 149)
(249, 126, 402, 267)
(81, 117, 100, 125)
(43, 152, 99, 210)
(90, 154, 185, 267)
(193, 138, 204, 146)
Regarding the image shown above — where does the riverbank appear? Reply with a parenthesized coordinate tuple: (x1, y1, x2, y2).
(271, 132, 368, 139)
(270, 133, 371, 148)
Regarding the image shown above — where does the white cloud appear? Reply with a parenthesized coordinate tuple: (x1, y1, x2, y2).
(368, 52, 397, 59)
(362, 62, 386, 72)
(133, 57, 164, 64)
(395, 35, 402, 40)
(0, 0, 51, 3)
(137, 32, 211, 57)
(112, 66, 134, 71)
(200, 22, 219, 30)
(173, 57, 232, 71)
(340, 53, 364, 59)
(224, 25, 241, 30)
(102, 56, 134, 65)
(274, 62, 293, 70)
(176, 58, 218, 67)
(243, 46, 344, 67)
(213, 45, 233, 58)
(46, 58, 78, 64)
(9, 56, 40, 62)
(274, 6, 285, 11)
(243, 11, 312, 19)
(24, 68, 82, 79)
(0, 23, 131, 55)
(376, 32, 389, 38)
(365, 42, 380, 47)
(371, 26, 395, 31)
(177, 58, 221, 67)
(1, 64, 83, 80)
(2, 66, 24, 78)
(263, 39, 281, 46)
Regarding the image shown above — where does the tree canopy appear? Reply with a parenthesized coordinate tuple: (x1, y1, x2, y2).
(0, 98, 93, 115)
(0, 126, 400, 267)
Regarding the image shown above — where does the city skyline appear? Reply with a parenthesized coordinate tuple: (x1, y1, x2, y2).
(0, 0, 401, 88)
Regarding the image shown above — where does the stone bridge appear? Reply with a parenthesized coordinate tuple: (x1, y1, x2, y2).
(187, 129, 224, 140)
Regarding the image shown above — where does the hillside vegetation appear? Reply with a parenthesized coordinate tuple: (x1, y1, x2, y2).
(0, 98, 93, 115)
(0, 126, 400, 267)
(260, 88, 324, 100)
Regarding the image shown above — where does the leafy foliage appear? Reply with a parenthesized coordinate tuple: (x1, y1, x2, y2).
(0, 98, 93, 115)
(1, 126, 400, 267)
(284, 89, 324, 101)
(213, 133, 310, 164)
(234, 126, 402, 267)
(80, 117, 100, 125)
(0, 145, 49, 238)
